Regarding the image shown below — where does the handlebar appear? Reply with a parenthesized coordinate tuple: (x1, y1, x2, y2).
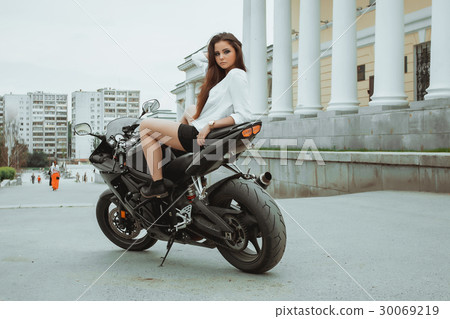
(118, 152, 125, 169)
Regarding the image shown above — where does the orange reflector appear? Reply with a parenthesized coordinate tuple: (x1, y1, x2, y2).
(121, 210, 126, 219)
(242, 128, 253, 137)
(252, 124, 261, 135)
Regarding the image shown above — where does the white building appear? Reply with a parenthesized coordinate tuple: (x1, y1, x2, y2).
(71, 88, 140, 159)
(97, 88, 140, 127)
(148, 109, 177, 121)
(173, 0, 449, 117)
(3, 94, 29, 147)
(2, 91, 68, 158)
(71, 90, 102, 161)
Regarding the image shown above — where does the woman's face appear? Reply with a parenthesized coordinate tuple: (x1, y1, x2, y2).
(214, 40, 236, 72)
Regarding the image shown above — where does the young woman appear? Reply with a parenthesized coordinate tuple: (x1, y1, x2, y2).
(50, 161, 60, 191)
(139, 32, 252, 198)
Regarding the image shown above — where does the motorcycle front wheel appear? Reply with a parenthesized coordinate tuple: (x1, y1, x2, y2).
(209, 179, 287, 273)
(96, 194, 158, 251)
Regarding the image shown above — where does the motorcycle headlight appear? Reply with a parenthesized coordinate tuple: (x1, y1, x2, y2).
(107, 136, 116, 147)
(115, 134, 125, 142)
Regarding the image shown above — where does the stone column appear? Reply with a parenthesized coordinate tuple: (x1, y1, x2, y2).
(425, 0, 450, 99)
(176, 99, 185, 121)
(176, 100, 182, 121)
(250, 0, 268, 116)
(185, 82, 195, 109)
(269, 0, 293, 118)
(295, 0, 322, 116)
(328, 0, 359, 113)
(369, 0, 408, 108)
(243, 0, 251, 68)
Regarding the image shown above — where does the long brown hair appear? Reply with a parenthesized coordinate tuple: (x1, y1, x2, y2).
(193, 32, 246, 119)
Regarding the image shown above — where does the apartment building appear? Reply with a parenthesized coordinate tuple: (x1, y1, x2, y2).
(2, 92, 68, 158)
(2, 94, 30, 147)
(98, 88, 140, 126)
(71, 88, 140, 159)
(70, 90, 102, 160)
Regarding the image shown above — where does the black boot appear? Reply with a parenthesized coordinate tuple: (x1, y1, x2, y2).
(140, 179, 169, 199)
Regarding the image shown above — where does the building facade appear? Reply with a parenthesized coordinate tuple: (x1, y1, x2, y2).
(172, 0, 449, 118)
(149, 109, 177, 121)
(71, 88, 140, 159)
(2, 92, 68, 158)
(98, 88, 140, 127)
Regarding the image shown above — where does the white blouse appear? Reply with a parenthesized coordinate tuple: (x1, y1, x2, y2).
(190, 51, 253, 131)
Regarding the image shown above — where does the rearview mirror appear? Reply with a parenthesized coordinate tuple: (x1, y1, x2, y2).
(74, 123, 92, 136)
(142, 99, 160, 114)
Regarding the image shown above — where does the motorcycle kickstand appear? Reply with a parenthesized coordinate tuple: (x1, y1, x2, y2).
(159, 232, 176, 267)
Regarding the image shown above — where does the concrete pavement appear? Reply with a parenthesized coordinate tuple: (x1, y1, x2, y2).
(0, 180, 449, 300)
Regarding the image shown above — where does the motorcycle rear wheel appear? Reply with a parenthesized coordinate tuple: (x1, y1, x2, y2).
(209, 179, 287, 273)
(96, 195, 158, 251)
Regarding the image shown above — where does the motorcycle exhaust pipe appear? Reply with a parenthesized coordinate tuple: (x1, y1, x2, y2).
(255, 172, 272, 189)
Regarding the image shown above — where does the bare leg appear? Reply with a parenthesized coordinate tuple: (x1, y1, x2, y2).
(139, 118, 185, 181)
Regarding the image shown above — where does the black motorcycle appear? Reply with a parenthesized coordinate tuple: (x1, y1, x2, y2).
(74, 99, 286, 273)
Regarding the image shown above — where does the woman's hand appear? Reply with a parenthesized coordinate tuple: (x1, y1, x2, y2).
(196, 125, 211, 146)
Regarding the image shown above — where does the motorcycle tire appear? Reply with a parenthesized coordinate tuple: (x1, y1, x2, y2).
(96, 194, 158, 251)
(209, 179, 286, 273)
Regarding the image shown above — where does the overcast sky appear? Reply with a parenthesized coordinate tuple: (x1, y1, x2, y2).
(0, 0, 274, 113)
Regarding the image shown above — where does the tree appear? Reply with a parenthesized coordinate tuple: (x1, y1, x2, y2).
(27, 151, 49, 168)
(0, 133, 7, 167)
(68, 121, 72, 158)
(10, 142, 28, 169)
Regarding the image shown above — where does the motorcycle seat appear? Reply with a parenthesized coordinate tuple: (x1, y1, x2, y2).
(163, 121, 261, 183)
(206, 121, 255, 140)
(163, 152, 193, 183)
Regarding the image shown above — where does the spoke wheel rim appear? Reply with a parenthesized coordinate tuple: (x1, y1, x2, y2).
(108, 207, 143, 240)
(218, 199, 264, 264)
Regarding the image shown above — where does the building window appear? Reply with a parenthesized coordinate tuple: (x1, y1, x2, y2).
(415, 41, 431, 101)
(357, 64, 365, 81)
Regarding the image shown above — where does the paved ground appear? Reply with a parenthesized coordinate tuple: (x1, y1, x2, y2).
(0, 180, 449, 301)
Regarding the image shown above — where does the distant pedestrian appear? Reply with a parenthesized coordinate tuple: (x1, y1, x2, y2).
(76, 172, 80, 183)
(31, 173, 35, 184)
(37, 175, 41, 183)
(83, 172, 87, 183)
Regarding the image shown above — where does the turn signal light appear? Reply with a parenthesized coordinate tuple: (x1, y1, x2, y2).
(242, 128, 253, 137)
(252, 124, 261, 135)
